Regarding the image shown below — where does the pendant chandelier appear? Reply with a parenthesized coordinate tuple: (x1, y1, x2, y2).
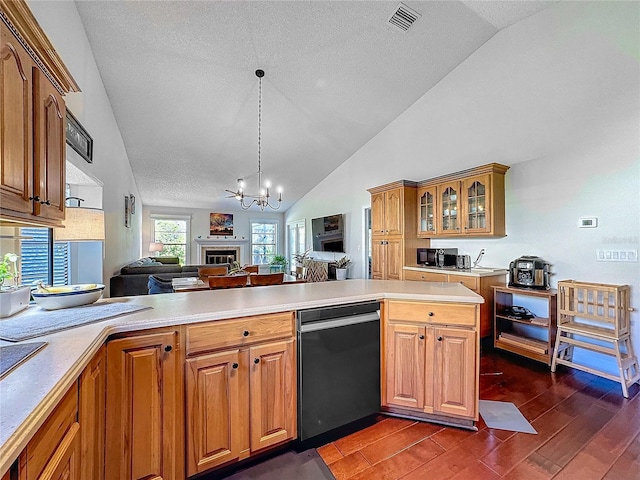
(225, 69, 282, 211)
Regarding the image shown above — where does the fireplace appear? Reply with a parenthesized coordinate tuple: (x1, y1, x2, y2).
(206, 249, 237, 265)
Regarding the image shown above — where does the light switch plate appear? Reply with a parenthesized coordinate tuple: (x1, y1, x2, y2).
(579, 217, 598, 228)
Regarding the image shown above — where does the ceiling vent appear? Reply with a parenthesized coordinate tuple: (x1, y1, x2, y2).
(388, 3, 421, 32)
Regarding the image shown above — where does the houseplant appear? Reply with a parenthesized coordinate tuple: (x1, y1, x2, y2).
(0, 253, 30, 318)
(292, 248, 311, 278)
(269, 255, 288, 273)
(334, 256, 351, 280)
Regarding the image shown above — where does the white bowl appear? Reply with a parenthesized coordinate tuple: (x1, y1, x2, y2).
(32, 284, 105, 310)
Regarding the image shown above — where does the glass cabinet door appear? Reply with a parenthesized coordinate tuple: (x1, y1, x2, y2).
(418, 186, 436, 235)
(440, 182, 461, 234)
(464, 174, 491, 234)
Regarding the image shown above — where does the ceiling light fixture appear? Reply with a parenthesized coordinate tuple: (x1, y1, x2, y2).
(226, 69, 282, 211)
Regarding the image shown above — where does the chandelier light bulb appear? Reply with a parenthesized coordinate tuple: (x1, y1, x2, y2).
(264, 180, 271, 189)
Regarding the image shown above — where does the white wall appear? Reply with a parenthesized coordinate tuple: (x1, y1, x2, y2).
(27, 0, 142, 296)
(141, 206, 285, 266)
(286, 2, 640, 366)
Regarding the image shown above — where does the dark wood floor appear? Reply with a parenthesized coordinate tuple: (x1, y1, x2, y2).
(317, 350, 640, 480)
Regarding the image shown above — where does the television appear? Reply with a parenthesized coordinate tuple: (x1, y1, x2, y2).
(311, 214, 345, 253)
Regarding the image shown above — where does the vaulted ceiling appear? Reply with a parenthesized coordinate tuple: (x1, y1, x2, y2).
(74, 1, 555, 211)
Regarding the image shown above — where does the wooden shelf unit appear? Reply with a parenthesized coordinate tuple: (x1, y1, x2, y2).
(551, 280, 639, 398)
(493, 285, 557, 365)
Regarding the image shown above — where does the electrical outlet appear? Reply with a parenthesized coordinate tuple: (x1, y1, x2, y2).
(596, 249, 638, 262)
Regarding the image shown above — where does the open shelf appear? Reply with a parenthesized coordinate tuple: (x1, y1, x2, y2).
(493, 285, 557, 365)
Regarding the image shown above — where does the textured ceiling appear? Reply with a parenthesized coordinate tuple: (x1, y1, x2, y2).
(74, 1, 554, 212)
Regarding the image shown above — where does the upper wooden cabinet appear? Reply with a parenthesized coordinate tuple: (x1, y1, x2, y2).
(0, 1, 79, 227)
(368, 181, 429, 280)
(417, 163, 509, 238)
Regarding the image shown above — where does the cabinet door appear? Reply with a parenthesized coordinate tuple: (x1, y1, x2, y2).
(36, 423, 81, 480)
(33, 68, 65, 222)
(386, 238, 403, 280)
(371, 238, 386, 280)
(439, 181, 462, 235)
(371, 192, 386, 235)
(384, 188, 403, 235)
(79, 346, 105, 480)
(185, 349, 247, 476)
(249, 339, 295, 451)
(463, 174, 491, 235)
(385, 323, 425, 410)
(433, 327, 476, 418)
(0, 25, 34, 214)
(105, 331, 182, 480)
(417, 186, 437, 236)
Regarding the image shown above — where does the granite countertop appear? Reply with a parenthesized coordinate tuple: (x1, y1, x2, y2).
(404, 265, 508, 277)
(0, 279, 482, 475)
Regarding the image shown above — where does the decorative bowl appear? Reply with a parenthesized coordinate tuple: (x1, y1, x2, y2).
(32, 284, 105, 310)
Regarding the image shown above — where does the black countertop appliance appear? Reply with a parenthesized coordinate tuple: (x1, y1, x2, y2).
(508, 255, 551, 289)
(417, 248, 458, 267)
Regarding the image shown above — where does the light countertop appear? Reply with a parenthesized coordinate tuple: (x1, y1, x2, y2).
(0, 279, 482, 474)
(404, 265, 508, 277)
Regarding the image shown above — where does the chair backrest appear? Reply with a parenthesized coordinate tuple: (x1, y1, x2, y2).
(243, 265, 259, 274)
(208, 274, 248, 289)
(198, 265, 229, 282)
(249, 272, 284, 286)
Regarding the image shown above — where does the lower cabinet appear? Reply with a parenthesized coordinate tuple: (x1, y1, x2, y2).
(79, 346, 105, 480)
(383, 300, 479, 424)
(105, 330, 183, 480)
(185, 313, 296, 477)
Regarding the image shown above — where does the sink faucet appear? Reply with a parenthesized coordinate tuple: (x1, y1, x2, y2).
(473, 249, 486, 267)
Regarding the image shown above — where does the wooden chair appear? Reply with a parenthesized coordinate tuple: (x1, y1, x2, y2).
(208, 274, 248, 289)
(249, 272, 284, 287)
(198, 265, 228, 282)
(242, 265, 259, 274)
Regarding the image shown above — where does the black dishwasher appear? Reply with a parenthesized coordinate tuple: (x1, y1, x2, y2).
(297, 301, 380, 445)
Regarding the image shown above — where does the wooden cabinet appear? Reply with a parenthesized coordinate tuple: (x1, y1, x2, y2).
(0, 1, 78, 227)
(405, 268, 506, 339)
(417, 163, 509, 238)
(382, 300, 479, 426)
(368, 181, 429, 280)
(18, 384, 80, 480)
(105, 330, 183, 480)
(185, 312, 296, 477)
(494, 285, 558, 365)
(79, 346, 105, 480)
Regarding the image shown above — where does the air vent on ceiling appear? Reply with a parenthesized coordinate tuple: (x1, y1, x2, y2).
(388, 3, 421, 32)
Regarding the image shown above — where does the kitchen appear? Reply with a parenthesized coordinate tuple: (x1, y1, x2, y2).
(1, 0, 639, 479)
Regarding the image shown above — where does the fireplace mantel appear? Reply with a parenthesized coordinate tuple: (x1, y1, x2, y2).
(194, 238, 248, 264)
(194, 238, 249, 245)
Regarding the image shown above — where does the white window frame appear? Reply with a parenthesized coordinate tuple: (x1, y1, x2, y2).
(250, 219, 279, 265)
(150, 214, 191, 264)
(286, 219, 306, 270)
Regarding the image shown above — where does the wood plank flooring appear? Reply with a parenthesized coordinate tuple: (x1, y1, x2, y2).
(318, 350, 640, 480)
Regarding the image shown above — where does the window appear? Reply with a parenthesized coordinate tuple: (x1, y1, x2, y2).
(151, 216, 190, 265)
(287, 220, 306, 270)
(19, 227, 69, 286)
(251, 221, 278, 265)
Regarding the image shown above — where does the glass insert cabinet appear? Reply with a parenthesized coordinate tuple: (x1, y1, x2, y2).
(417, 164, 509, 238)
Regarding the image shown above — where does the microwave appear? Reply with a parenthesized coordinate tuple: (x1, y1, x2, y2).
(416, 248, 458, 267)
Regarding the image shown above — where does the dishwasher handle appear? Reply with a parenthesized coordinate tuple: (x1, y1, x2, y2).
(299, 311, 380, 333)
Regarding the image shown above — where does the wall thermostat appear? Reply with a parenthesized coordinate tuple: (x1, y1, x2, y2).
(579, 216, 598, 228)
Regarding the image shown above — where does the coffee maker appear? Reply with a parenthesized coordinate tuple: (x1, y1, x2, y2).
(508, 255, 551, 289)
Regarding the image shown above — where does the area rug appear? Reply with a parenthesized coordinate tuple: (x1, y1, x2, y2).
(479, 400, 537, 434)
(213, 448, 335, 480)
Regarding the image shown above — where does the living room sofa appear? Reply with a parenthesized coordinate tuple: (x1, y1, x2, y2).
(110, 257, 225, 297)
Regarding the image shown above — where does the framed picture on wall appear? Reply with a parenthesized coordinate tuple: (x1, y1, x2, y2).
(210, 213, 233, 236)
(65, 109, 93, 164)
(124, 195, 131, 227)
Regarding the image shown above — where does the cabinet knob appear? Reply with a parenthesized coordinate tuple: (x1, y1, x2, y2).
(419, 335, 425, 340)
(232, 363, 239, 369)
(243, 330, 250, 337)
(40, 199, 51, 205)
(428, 312, 434, 317)
(437, 336, 443, 341)
(164, 345, 172, 352)
(29, 195, 40, 202)
(254, 358, 260, 364)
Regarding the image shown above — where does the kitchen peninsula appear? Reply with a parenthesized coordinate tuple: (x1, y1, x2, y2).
(0, 279, 482, 479)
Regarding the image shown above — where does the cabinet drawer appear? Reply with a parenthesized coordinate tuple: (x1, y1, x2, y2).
(404, 270, 447, 282)
(448, 275, 479, 291)
(21, 383, 78, 480)
(387, 301, 477, 326)
(186, 312, 295, 355)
